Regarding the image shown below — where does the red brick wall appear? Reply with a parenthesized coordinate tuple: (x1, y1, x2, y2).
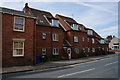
(36, 26, 52, 56)
(51, 28, 64, 57)
(36, 26, 64, 57)
(2, 14, 35, 67)
(66, 31, 88, 58)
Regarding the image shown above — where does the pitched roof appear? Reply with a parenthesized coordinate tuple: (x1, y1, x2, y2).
(29, 8, 54, 26)
(56, 14, 78, 30)
(0, 7, 35, 18)
(56, 14, 77, 24)
(78, 24, 87, 32)
(93, 30, 102, 39)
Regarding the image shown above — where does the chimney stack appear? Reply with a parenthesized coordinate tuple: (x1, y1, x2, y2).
(25, 3, 29, 8)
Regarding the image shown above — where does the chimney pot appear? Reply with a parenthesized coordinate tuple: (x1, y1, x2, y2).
(25, 3, 28, 7)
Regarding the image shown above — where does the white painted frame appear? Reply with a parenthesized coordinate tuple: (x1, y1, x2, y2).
(13, 16, 25, 32)
(13, 39, 25, 57)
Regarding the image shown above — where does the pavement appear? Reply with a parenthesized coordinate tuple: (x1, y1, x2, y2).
(2, 53, 118, 74)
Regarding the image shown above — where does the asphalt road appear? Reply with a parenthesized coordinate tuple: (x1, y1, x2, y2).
(2, 54, 119, 79)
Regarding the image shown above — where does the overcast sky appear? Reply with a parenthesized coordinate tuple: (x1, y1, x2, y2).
(0, 0, 118, 38)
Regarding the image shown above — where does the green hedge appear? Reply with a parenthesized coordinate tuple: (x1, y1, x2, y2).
(77, 50, 86, 58)
(41, 55, 61, 62)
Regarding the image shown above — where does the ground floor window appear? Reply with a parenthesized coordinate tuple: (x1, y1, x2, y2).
(92, 48, 95, 52)
(83, 48, 85, 53)
(88, 48, 90, 52)
(42, 48, 46, 55)
(74, 48, 79, 54)
(53, 48, 59, 55)
(13, 39, 25, 57)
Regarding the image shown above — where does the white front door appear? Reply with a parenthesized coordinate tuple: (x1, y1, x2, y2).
(67, 48, 71, 59)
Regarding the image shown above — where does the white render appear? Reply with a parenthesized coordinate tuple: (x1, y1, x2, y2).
(109, 37, 120, 51)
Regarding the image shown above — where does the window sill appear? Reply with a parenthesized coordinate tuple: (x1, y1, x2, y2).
(12, 55, 24, 58)
(13, 30, 25, 33)
(74, 42, 78, 43)
(53, 40, 59, 42)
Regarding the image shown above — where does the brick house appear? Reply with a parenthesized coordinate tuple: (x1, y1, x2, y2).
(1, 7, 36, 67)
(56, 14, 109, 58)
(1, 3, 109, 67)
(85, 28, 109, 55)
(23, 3, 64, 63)
(56, 14, 88, 59)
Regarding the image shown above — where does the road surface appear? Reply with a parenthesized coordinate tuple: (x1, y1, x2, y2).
(3, 54, 119, 79)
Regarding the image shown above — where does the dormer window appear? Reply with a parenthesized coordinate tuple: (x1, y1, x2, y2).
(100, 39, 105, 44)
(51, 19, 59, 27)
(87, 30, 93, 35)
(72, 24, 78, 30)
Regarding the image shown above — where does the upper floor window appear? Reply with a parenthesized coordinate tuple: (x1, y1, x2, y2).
(102, 48, 104, 50)
(88, 38, 89, 42)
(72, 24, 78, 30)
(42, 32, 46, 39)
(53, 48, 59, 55)
(14, 16, 25, 32)
(82, 37, 85, 42)
(74, 36, 78, 42)
(100, 40, 105, 44)
(87, 30, 93, 35)
(88, 48, 90, 52)
(13, 39, 25, 57)
(51, 19, 59, 27)
(92, 48, 95, 52)
(52, 33, 59, 41)
(42, 48, 46, 55)
(92, 38, 95, 44)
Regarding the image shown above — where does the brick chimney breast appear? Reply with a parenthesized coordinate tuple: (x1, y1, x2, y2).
(23, 3, 31, 14)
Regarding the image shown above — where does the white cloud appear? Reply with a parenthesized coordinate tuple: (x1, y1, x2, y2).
(75, 2, 117, 30)
(98, 25, 118, 32)
(76, 2, 117, 15)
(76, 9, 117, 29)
(0, 0, 119, 3)
(97, 25, 118, 37)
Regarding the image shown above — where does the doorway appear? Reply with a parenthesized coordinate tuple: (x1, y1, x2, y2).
(67, 48, 71, 59)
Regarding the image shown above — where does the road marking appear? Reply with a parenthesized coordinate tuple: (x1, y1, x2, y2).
(57, 68, 95, 78)
(69, 56, 117, 67)
(104, 61, 118, 66)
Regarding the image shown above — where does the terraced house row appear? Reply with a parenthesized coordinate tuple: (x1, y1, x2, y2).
(1, 3, 108, 67)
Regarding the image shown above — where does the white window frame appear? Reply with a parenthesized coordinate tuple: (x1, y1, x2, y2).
(74, 36, 78, 42)
(13, 39, 25, 57)
(42, 48, 46, 55)
(92, 38, 95, 44)
(92, 48, 95, 52)
(100, 40, 105, 44)
(52, 33, 59, 41)
(42, 32, 46, 39)
(72, 24, 78, 30)
(53, 48, 59, 55)
(88, 48, 90, 52)
(83, 48, 85, 53)
(102, 48, 104, 50)
(51, 19, 59, 27)
(87, 30, 93, 35)
(88, 38, 89, 42)
(14, 16, 25, 32)
(82, 37, 85, 42)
